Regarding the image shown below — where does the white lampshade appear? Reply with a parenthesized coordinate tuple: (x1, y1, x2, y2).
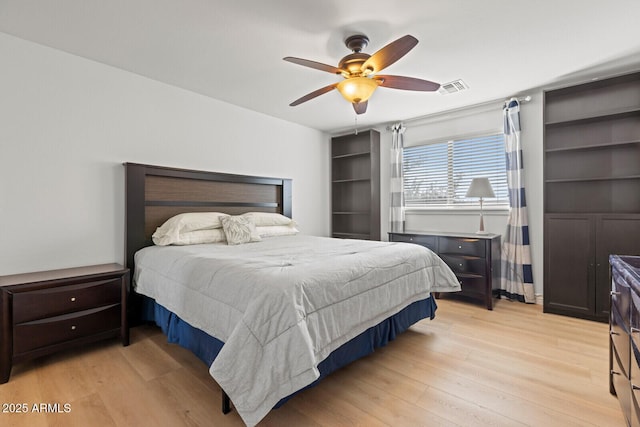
(466, 177, 495, 199)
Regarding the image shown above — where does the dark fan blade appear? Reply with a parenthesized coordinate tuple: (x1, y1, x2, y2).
(360, 35, 418, 73)
(283, 57, 343, 74)
(375, 75, 440, 91)
(290, 83, 338, 106)
(353, 101, 368, 115)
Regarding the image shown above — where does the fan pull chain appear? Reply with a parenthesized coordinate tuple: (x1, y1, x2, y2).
(354, 115, 358, 135)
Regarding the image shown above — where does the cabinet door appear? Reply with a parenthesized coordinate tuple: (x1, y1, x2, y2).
(597, 215, 640, 318)
(544, 215, 595, 318)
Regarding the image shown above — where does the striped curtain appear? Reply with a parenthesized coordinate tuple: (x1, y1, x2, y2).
(500, 99, 535, 303)
(390, 123, 406, 233)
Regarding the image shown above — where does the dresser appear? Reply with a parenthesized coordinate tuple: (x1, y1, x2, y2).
(0, 263, 129, 383)
(610, 255, 640, 424)
(389, 231, 501, 310)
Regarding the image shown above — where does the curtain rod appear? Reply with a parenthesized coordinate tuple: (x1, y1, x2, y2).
(511, 95, 532, 103)
(386, 94, 532, 130)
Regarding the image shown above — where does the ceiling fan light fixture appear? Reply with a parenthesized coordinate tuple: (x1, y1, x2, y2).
(336, 77, 379, 104)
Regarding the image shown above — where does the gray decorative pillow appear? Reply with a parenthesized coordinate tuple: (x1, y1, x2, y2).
(221, 216, 262, 245)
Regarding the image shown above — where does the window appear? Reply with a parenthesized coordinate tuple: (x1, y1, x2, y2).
(403, 133, 508, 208)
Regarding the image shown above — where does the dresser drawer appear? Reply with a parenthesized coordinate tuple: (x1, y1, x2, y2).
(612, 304, 631, 377)
(632, 393, 640, 427)
(612, 269, 632, 330)
(12, 278, 122, 324)
(440, 254, 486, 276)
(613, 345, 632, 419)
(630, 343, 640, 426)
(13, 304, 121, 355)
(438, 237, 485, 257)
(390, 234, 437, 251)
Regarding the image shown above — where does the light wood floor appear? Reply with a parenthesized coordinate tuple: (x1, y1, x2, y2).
(0, 298, 625, 426)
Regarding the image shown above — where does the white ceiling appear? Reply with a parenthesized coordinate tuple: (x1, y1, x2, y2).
(2, 0, 640, 133)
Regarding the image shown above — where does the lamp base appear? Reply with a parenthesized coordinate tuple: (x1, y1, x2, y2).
(476, 209, 488, 235)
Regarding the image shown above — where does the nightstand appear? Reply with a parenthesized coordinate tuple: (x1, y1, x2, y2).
(0, 263, 129, 383)
(389, 231, 501, 310)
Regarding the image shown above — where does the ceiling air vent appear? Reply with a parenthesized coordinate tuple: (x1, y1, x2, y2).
(438, 79, 469, 95)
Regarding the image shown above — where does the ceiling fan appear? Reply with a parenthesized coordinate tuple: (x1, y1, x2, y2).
(284, 34, 440, 115)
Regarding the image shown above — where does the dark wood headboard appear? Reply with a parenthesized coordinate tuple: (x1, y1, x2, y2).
(124, 163, 292, 272)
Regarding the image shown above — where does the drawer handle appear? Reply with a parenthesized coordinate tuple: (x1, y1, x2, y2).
(634, 384, 640, 391)
(611, 291, 621, 296)
(459, 263, 463, 267)
(70, 297, 76, 302)
(71, 325, 77, 331)
(458, 245, 462, 249)
(632, 327, 640, 334)
(610, 330, 620, 336)
(611, 370, 622, 376)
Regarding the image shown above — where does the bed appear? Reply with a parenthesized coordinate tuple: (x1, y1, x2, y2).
(124, 163, 460, 426)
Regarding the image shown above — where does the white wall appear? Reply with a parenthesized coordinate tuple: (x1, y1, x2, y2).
(377, 98, 545, 298)
(0, 33, 330, 275)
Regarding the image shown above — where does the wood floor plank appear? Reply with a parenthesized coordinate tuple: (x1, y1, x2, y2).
(0, 298, 626, 426)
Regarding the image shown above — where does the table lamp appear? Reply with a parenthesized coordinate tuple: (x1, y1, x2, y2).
(466, 177, 495, 234)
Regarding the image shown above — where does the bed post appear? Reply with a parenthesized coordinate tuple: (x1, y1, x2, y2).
(222, 391, 231, 414)
(282, 179, 292, 218)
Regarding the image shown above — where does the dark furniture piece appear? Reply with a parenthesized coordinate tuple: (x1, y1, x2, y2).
(0, 263, 129, 383)
(389, 231, 500, 310)
(331, 129, 380, 240)
(544, 71, 640, 322)
(609, 255, 640, 425)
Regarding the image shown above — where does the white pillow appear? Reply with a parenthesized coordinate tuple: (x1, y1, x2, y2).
(256, 224, 300, 237)
(221, 216, 262, 245)
(153, 229, 227, 246)
(241, 212, 293, 227)
(152, 212, 229, 246)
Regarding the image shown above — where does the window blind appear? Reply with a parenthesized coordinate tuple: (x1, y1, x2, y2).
(403, 133, 508, 207)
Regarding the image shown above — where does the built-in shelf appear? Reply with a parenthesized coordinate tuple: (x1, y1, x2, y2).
(545, 106, 640, 127)
(331, 130, 380, 241)
(545, 175, 640, 183)
(332, 151, 371, 159)
(332, 211, 370, 215)
(545, 139, 640, 153)
(543, 70, 640, 323)
(332, 178, 370, 183)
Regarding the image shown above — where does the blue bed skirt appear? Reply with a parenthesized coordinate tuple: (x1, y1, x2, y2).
(142, 295, 437, 406)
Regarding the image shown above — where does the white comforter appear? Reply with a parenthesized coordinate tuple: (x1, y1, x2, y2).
(134, 235, 460, 426)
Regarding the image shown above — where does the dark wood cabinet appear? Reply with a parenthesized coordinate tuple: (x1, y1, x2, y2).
(0, 264, 129, 383)
(610, 255, 640, 425)
(389, 231, 500, 310)
(544, 71, 640, 322)
(331, 130, 380, 240)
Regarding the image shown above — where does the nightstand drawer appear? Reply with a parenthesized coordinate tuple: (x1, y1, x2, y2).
(438, 237, 486, 257)
(440, 254, 486, 276)
(12, 278, 122, 324)
(13, 304, 121, 355)
(390, 234, 437, 251)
